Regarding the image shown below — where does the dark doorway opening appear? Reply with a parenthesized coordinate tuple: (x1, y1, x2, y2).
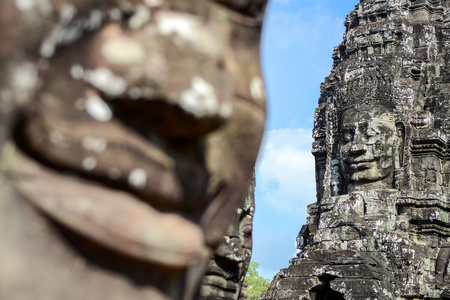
(314, 287, 345, 300)
(309, 276, 345, 300)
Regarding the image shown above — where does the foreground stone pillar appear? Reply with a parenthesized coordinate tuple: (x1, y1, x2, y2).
(263, 1, 450, 299)
(0, 1, 267, 300)
(199, 171, 255, 300)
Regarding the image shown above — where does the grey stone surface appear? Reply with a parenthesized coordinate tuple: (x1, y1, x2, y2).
(199, 172, 255, 300)
(263, 0, 450, 299)
(0, 1, 266, 300)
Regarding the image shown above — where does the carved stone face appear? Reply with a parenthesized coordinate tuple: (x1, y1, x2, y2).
(338, 108, 397, 192)
(199, 193, 254, 299)
(0, 0, 266, 298)
(16, 0, 265, 245)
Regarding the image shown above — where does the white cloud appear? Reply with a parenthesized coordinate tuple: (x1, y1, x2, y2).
(256, 128, 316, 215)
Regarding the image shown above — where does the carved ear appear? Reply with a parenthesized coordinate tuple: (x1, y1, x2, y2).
(394, 122, 405, 189)
(395, 122, 405, 167)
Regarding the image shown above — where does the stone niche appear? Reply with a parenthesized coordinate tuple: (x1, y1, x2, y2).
(263, 0, 450, 299)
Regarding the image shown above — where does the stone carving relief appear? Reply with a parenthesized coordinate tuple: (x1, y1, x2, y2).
(338, 105, 399, 193)
(199, 172, 255, 300)
(0, 1, 266, 300)
(263, 0, 450, 299)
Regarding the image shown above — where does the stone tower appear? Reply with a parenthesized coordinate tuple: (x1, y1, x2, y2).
(263, 0, 450, 299)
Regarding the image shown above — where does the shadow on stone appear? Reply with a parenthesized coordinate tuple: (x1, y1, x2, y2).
(309, 277, 345, 300)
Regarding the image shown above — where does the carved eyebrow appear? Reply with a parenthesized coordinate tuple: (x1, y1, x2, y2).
(378, 125, 395, 132)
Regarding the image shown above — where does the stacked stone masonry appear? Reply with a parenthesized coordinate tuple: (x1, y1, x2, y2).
(263, 0, 450, 299)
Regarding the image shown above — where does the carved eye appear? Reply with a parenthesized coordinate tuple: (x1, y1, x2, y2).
(342, 131, 353, 142)
(359, 124, 368, 134)
(366, 129, 377, 138)
(242, 224, 253, 235)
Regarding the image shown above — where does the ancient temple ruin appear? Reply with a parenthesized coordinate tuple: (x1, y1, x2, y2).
(263, 0, 450, 299)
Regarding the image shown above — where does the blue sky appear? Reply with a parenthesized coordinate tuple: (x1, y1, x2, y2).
(253, 0, 360, 280)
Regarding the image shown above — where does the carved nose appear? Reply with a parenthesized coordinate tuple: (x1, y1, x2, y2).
(215, 236, 244, 259)
(350, 144, 366, 154)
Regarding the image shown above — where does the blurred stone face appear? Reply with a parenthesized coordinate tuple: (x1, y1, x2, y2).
(199, 182, 254, 300)
(338, 108, 397, 192)
(0, 0, 266, 299)
(16, 0, 265, 252)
